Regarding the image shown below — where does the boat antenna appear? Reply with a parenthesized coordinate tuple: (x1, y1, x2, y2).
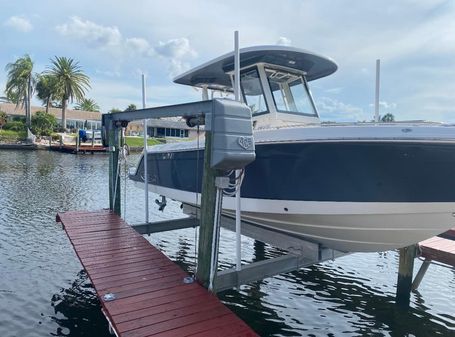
(375, 59, 380, 123)
(234, 31, 241, 101)
(234, 30, 242, 272)
(142, 73, 149, 224)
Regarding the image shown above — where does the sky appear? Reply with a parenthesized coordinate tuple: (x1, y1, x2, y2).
(1, 0, 454, 122)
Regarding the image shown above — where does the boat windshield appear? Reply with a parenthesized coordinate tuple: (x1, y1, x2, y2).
(240, 68, 268, 116)
(265, 68, 317, 117)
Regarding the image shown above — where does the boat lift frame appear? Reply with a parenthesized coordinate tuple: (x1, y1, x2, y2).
(102, 98, 345, 292)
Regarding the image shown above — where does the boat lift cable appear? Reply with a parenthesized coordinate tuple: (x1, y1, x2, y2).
(209, 186, 223, 291)
(193, 124, 201, 277)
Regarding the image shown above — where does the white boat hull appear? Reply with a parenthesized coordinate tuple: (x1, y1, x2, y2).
(138, 183, 455, 252)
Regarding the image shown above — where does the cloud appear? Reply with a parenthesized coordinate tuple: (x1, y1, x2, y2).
(154, 38, 196, 59)
(4, 16, 33, 32)
(369, 101, 397, 109)
(126, 37, 151, 55)
(56, 16, 122, 48)
(317, 96, 366, 122)
(153, 38, 197, 77)
(276, 36, 292, 46)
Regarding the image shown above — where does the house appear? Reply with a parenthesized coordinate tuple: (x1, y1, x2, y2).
(0, 103, 102, 130)
(126, 119, 204, 139)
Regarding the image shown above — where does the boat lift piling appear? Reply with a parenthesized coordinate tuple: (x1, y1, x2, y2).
(103, 99, 249, 287)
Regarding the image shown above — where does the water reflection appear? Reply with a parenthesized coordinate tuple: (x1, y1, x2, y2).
(0, 150, 454, 337)
(50, 271, 110, 337)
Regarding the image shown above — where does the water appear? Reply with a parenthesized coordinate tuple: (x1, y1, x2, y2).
(0, 150, 454, 337)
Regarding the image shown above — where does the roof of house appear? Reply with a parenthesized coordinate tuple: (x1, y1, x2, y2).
(0, 103, 101, 121)
(129, 118, 196, 130)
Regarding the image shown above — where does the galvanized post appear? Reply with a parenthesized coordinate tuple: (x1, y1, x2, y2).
(396, 244, 416, 307)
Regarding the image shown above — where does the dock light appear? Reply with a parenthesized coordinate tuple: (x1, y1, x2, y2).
(102, 293, 116, 301)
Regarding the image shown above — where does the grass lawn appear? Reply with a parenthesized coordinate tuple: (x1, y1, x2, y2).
(125, 136, 162, 147)
(0, 129, 27, 143)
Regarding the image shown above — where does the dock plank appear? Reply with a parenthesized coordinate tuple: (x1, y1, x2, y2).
(419, 235, 455, 266)
(57, 210, 257, 337)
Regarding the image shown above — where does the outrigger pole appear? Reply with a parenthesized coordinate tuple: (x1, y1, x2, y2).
(142, 74, 149, 223)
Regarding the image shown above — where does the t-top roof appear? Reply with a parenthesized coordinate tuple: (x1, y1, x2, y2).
(173, 45, 337, 90)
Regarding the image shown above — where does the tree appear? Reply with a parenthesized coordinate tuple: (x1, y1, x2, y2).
(31, 111, 57, 136)
(4, 55, 36, 128)
(36, 74, 59, 113)
(109, 108, 122, 113)
(0, 111, 7, 130)
(125, 104, 137, 111)
(381, 113, 395, 122)
(45, 56, 90, 129)
(74, 98, 100, 112)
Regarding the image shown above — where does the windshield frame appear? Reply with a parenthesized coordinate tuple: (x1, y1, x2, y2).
(265, 67, 319, 118)
(239, 66, 270, 117)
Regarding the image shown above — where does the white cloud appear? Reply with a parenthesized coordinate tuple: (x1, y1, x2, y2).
(153, 38, 197, 77)
(154, 38, 197, 59)
(369, 101, 397, 109)
(4, 16, 33, 32)
(276, 36, 292, 46)
(126, 37, 151, 55)
(317, 97, 366, 122)
(56, 16, 122, 48)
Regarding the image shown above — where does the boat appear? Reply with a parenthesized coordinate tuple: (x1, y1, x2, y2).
(130, 45, 455, 252)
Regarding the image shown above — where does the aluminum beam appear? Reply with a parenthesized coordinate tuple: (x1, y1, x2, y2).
(131, 217, 198, 234)
(105, 100, 213, 122)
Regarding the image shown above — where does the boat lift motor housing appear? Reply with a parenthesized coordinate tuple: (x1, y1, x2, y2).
(207, 99, 256, 170)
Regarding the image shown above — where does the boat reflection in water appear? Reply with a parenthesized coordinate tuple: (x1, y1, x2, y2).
(131, 45, 455, 252)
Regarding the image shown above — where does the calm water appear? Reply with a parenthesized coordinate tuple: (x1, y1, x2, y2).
(0, 150, 454, 337)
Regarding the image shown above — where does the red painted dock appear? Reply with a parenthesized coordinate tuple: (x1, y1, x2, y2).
(50, 144, 108, 153)
(419, 228, 455, 266)
(56, 210, 257, 337)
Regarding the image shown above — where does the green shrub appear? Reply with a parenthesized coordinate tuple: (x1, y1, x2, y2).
(0, 129, 27, 142)
(4, 120, 26, 132)
(31, 111, 57, 136)
(12, 116, 26, 123)
(0, 111, 6, 129)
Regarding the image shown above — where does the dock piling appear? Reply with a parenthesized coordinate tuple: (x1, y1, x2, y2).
(196, 131, 220, 288)
(108, 126, 121, 215)
(396, 244, 417, 307)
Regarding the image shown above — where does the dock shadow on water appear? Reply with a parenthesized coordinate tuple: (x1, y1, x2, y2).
(50, 270, 110, 337)
(217, 241, 454, 337)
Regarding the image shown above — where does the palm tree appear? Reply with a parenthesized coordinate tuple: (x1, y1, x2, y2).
(46, 56, 90, 129)
(74, 98, 100, 112)
(4, 55, 35, 128)
(125, 103, 137, 111)
(36, 74, 59, 113)
(381, 113, 395, 122)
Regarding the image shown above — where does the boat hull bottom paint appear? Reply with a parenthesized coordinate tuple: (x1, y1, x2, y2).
(136, 182, 455, 252)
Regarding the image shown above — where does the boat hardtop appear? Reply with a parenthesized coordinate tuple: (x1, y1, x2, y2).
(174, 45, 338, 90)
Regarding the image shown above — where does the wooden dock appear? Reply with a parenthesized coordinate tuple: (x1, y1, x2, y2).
(419, 228, 455, 266)
(50, 144, 108, 154)
(56, 210, 257, 337)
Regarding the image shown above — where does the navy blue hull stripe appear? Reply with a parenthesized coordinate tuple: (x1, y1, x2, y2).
(132, 142, 455, 202)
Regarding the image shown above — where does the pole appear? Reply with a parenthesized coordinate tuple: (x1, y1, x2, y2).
(375, 59, 380, 123)
(109, 127, 121, 215)
(196, 131, 219, 288)
(234, 30, 242, 272)
(396, 244, 416, 307)
(142, 74, 149, 223)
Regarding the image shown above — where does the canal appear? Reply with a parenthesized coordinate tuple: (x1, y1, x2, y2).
(0, 150, 454, 336)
